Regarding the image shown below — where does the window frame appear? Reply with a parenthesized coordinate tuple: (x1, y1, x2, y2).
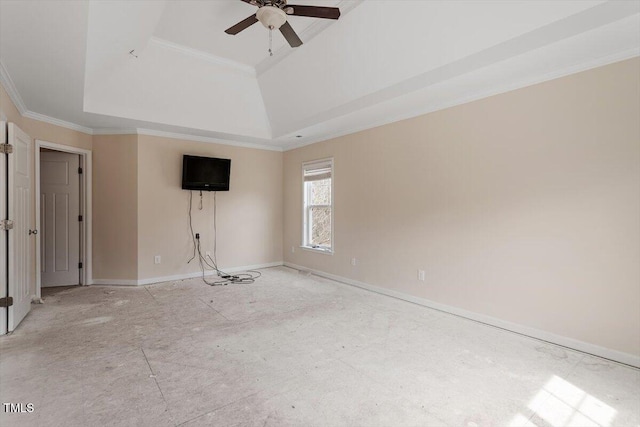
(301, 158, 334, 255)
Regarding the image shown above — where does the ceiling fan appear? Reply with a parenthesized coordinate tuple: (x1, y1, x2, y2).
(224, 0, 341, 50)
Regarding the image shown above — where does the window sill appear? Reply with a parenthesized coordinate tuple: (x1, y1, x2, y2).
(300, 246, 334, 255)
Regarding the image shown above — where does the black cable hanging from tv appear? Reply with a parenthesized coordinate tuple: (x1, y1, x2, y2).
(186, 190, 261, 286)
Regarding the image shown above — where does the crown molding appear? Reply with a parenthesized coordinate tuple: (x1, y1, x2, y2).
(0, 60, 28, 114)
(23, 110, 94, 135)
(255, 0, 364, 77)
(282, 49, 640, 151)
(92, 128, 138, 136)
(149, 36, 256, 77)
(1, 58, 94, 134)
(95, 126, 281, 151)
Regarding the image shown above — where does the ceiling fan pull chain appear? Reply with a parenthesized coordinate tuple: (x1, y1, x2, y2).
(268, 25, 273, 56)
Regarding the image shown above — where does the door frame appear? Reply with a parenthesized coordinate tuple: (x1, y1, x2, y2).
(35, 140, 92, 299)
(1, 120, 7, 334)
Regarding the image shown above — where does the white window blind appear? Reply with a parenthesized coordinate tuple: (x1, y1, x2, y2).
(303, 161, 332, 182)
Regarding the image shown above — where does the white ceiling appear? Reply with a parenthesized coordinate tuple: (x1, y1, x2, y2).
(0, 0, 638, 151)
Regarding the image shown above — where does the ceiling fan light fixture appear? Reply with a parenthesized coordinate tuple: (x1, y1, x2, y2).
(256, 6, 287, 30)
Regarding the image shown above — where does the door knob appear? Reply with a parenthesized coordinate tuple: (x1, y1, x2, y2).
(29, 229, 38, 235)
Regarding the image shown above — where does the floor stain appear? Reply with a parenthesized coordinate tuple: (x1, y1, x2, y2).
(535, 345, 568, 360)
(582, 359, 614, 371)
(79, 316, 113, 326)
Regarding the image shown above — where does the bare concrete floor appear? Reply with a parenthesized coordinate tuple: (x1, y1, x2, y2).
(0, 266, 638, 426)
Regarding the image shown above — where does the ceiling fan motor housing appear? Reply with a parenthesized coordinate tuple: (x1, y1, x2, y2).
(256, 6, 287, 29)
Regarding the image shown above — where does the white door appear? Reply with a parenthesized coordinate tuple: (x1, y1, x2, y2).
(1, 121, 7, 334)
(40, 151, 80, 287)
(7, 123, 32, 331)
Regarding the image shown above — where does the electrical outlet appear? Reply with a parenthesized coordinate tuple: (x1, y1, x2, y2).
(291, 246, 295, 253)
(154, 255, 161, 265)
(418, 269, 425, 281)
(351, 258, 357, 266)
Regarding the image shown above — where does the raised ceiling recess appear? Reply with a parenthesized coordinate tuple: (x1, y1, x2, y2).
(0, 0, 638, 150)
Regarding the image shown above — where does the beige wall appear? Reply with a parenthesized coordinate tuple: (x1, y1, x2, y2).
(91, 133, 284, 282)
(1, 84, 19, 125)
(283, 58, 640, 357)
(92, 135, 138, 280)
(136, 135, 283, 280)
(22, 117, 92, 152)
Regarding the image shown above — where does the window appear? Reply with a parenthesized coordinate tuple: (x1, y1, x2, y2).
(302, 159, 333, 253)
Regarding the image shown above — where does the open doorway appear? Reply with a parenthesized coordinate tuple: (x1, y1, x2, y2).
(35, 140, 92, 300)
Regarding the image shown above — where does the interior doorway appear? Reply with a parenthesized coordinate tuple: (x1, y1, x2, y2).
(35, 140, 92, 299)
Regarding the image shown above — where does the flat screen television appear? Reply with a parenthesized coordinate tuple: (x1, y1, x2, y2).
(182, 155, 231, 191)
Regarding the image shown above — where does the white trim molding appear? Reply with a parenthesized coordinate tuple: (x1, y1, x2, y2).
(24, 111, 94, 135)
(283, 262, 640, 369)
(91, 128, 138, 136)
(92, 261, 283, 286)
(91, 279, 139, 286)
(93, 127, 282, 152)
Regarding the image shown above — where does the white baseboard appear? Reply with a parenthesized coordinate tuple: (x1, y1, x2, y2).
(211, 261, 284, 274)
(283, 262, 640, 369)
(90, 261, 283, 287)
(91, 278, 139, 286)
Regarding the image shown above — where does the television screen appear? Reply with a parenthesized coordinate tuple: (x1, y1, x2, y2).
(182, 155, 231, 191)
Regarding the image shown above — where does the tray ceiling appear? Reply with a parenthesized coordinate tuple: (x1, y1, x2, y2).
(0, 0, 638, 150)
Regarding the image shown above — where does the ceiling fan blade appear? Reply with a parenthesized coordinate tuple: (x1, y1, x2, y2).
(287, 5, 340, 20)
(279, 21, 303, 47)
(224, 14, 258, 35)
